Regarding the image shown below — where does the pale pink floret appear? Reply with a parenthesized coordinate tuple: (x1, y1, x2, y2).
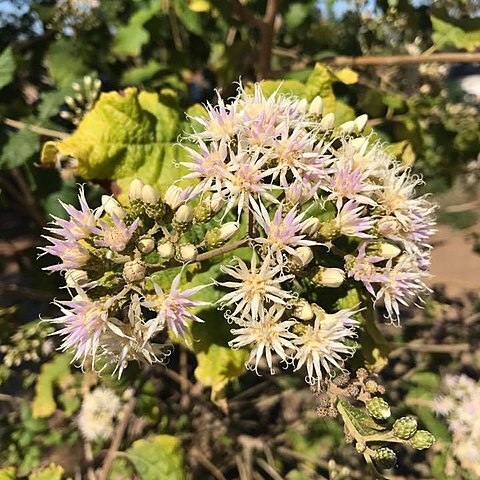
(335, 200, 374, 238)
(252, 201, 317, 264)
(41, 237, 90, 271)
(94, 215, 139, 252)
(141, 272, 208, 340)
(346, 243, 386, 296)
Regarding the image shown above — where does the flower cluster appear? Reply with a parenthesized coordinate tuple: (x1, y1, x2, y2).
(434, 374, 480, 476)
(42, 81, 435, 385)
(77, 387, 121, 441)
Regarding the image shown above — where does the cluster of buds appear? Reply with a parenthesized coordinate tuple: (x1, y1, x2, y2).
(434, 374, 480, 477)
(0, 321, 54, 368)
(60, 76, 102, 126)
(315, 369, 434, 475)
(42, 82, 435, 387)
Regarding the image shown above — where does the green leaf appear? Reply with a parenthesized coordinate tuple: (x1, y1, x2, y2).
(173, 0, 203, 35)
(0, 129, 40, 169)
(113, 3, 161, 57)
(338, 400, 386, 437)
(29, 464, 64, 480)
(386, 140, 416, 166)
(31, 354, 71, 418)
(40, 88, 189, 198)
(431, 15, 480, 51)
(285, 2, 310, 30)
(125, 435, 186, 480)
(0, 47, 15, 90)
(121, 60, 163, 86)
(304, 63, 335, 110)
(46, 39, 90, 88)
(247, 80, 306, 98)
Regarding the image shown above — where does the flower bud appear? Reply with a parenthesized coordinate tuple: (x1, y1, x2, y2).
(292, 246, 314, 268)
(157, 240, 175, 259)
(141, 185, 159, 205)
(65, 96, 76, 109)
(297, 98, 308, 113)
(129, 179, 144, 201)
(292, 299, 314, 321)
(393, 417, 417, 440)
(137, 237, 155, 254)
(65, 269, 88, 287)
(339, 120, 355, 134)
(173, 204, 194, 226)
(366, 397, 391, 420)
(101, 195, 125, 219)
(72, 82, 82, 92)
(319, 112, 335, 130)
(93, 78, 102, 90)
(311, 267, 345, 288)
(178, 243, 198, 262)
(373, 447, 397, 469)
(408, 430, 434, 450)
(378, 242, 402, 259)
(204, 222, 238, 247)
(301, 217, 321, 236)
(83, 75, 92, 87)
(123, 260, 146, 283)
(351, 137, 368, 152)
(365, 379, 378, 394)
(354, 114, 368, 132)
(210, 193, 224, 214)
(164, 185, 185, 211)
(355, 442, 366, 453)
(376, 216, 400, 237)
(309, 96, 323, 115)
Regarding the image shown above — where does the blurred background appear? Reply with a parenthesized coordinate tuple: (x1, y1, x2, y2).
(0, 1, 479, 479)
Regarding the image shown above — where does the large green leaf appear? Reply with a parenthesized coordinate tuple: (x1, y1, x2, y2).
(0, 467, 16, 480)
(431, 15, 480, 51)
(41, 88, 189, 198)
(46, 39, 90, 88)
(113, 3, 161, 57)
(0, 128, 40, 169)
(0, 47, 15, 90)
(125, 435, 186, 480)
(32, 354, 71, 418)
(338, 400, 386, 437)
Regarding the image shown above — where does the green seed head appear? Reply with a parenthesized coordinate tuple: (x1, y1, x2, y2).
(393, 416, 418, 440)
(374, 447, 397, 469)
(366, 397, 391, 420)
(408, 430, 435, 450)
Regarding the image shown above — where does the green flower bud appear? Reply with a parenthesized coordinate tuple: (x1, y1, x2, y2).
(374, 447, 397, 469)
(173, 204, 194, 230)
(204, 222, 238, 247)
(366, 397, 391, 420)
(408, 430, 435, 450)
(365, 380, 378, 394)
(392, 417, 418, 440)
(123, 260, 146, 283)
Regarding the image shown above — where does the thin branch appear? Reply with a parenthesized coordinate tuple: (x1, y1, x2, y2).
(390, 342, 469, 355)
(256, 458, 283, 480)
(3, 118, 69, 139)
(231, 0, 263, 28)
(0, 282, 52, 300)
(191, 447, 228, 480)
(196, 238, 248, 262)
(98, 393, 137, 480)
(325, 52, 480, 66)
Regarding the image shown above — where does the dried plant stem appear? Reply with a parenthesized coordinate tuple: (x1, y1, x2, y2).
(98, 394, 137, 480)
(191, 447, 228, 480)
(4, 117, 69, 139)
(196, 238, 249, 262)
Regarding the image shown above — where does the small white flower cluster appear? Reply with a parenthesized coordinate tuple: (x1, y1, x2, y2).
(77, 387, 121, 441)
(42, 81, 435, 385)
(434, 374, 480, 477)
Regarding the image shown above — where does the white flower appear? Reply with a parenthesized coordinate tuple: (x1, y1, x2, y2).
(293, 309, 358, 386)
(229, 305, 297, 374)
(218, 252, 294, 321)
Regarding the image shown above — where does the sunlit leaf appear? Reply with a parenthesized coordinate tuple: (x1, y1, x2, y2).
(29, 464, 64, 480)
(0, 47, 15, 90)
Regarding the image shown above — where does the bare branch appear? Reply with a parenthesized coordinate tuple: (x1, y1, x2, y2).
(3, 118, 69, 139)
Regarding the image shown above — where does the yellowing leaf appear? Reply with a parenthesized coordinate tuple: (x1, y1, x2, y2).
(254, 80, 307, 98)
(304, 63, 336, 112)
(387, 140, 416, 166)
(333, 67, 358, 85)
(0, 467, 16, 480)
(189, 0, 210, 12)
(29, 464, 64, 480)
(32, 354, 71, 418)
(125, 435, 185, 480)
(41, 88, 189, 200)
